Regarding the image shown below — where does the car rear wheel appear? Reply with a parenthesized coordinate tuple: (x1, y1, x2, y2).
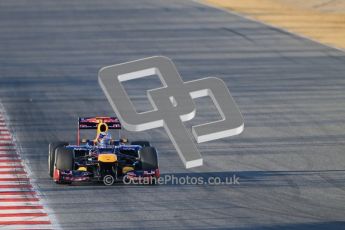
(139, 147, 158, 170)
(48, 142, 68, 177)
(55, 147, 74, 171)
(139, 147, 159, 185)
(54, 147, 74, 184)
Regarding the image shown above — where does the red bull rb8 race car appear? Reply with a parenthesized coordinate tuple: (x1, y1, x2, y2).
(48, 117, 159, 185)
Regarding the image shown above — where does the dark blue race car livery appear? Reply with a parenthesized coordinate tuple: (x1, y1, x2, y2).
(48, 117, 159, 185)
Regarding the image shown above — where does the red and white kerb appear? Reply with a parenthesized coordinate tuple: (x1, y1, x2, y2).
(0, 112, 52, 229)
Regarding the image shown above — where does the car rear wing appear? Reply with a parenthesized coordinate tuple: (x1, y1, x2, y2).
(77, 117, 121, 144)
(78, 117, 121, 129)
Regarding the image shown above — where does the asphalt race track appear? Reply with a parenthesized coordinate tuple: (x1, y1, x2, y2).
(0, 0, 345, 229)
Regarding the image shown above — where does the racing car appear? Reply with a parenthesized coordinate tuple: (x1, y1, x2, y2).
(48, 117, 159, 185)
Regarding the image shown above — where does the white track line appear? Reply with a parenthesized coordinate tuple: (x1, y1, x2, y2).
(0, 209, 45, 214)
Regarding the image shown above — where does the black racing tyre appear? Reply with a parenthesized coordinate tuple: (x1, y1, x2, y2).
(139, 147, 158, 170)
(131, 140, 151, 147)
(55, 147, 74, 171)
(48, 142, 68, 177)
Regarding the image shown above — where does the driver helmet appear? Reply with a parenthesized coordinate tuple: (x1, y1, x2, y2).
(98, 132, 112, 147)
